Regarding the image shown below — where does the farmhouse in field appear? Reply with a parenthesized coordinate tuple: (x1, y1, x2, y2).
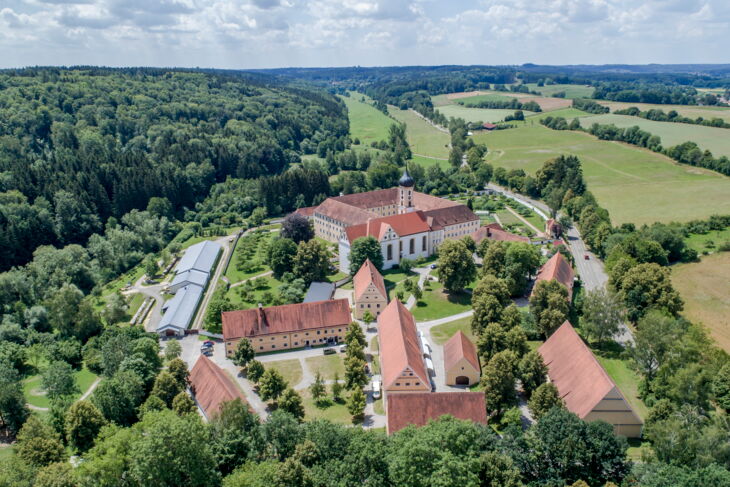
(532, 252, 575, 300)
(482, 122, 497, 131)
(296, 170, 479, 271)
(444, 331, 480, 386)
(539, 321, 643, 438)
(470, 222, 530, 244)
(378, 300, 431, 394)
(189, 354, 247, 420)
(353, 259, 388, 319)
(386, 392, 487, 434)
(222, 299, 351, 356)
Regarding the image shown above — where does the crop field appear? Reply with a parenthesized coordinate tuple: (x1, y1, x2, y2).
(340, 93, 394, 145)
(473, 124, 730, 225)
(596, 100, 730, 123)
(387, 106, 451, 159)
(447, 91, 571, 112)
(524, 83, 595, 99)
(456, 93, 516, 104)
(672, 252, 730, 352)
(436, 105, 533, 123)
(577, 113, 730, 158)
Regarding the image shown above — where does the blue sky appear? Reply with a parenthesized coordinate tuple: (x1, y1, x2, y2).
(1, 0, 728, 69)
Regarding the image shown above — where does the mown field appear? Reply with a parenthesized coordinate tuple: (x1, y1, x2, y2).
(473, 124, 730, 225)
(577, 113, 730, 158)
(596, 100, 730, 123)
(340, 93, 394, 145)
(524, 83, 595, 99)
(672, 252, 730, 352)
(387, 106, 451, 159)
(437, 105, 534, 123)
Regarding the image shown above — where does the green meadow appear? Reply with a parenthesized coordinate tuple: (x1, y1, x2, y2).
(598, 100, 730, 122)
(455, 93, 516, 104)
(474, 124, 730, 225)
(340, 94, 394, 145)
(436, 104, 533, 123)
(524, 83, 595, 99)
(578, 113, 730, 158)
(387, 105, 451, 159)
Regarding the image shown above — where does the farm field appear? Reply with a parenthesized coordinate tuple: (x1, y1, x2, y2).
(387, 106, 451, 159)
(672, 252, 730, 352)
(443, 90, 571, 112)
(473, 124, 730, 225)
(340, 93, 394, 145)
(437, 104, 534, 123)
(524, 83, 595, 99)
(596, 100, 730, 122)
(577, 113, 730, 158)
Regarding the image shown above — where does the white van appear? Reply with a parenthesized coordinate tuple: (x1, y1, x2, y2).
(372, 379, 381, 399)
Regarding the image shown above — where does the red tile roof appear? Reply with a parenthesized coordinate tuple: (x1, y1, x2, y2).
(345, 211, 431, 243)
(411, 192, 462, 211)
(386, 392, 487, 434)
(482, 123, 497, 130)
(332, 188, 399, 209)
(222, 299, 351, 340)
(189, 355, 246, 419)
(378, 300, 429, 389)
(353, 259, 387, 302)
(423, 205, 479, 230)
(314, 198, 376, 226)
(443, 331, 480, 373)
(470, 225, 530, 244)
(533, 252, 574, 299)
(538, 321, 618, 418)
(294, 206, 317, 218)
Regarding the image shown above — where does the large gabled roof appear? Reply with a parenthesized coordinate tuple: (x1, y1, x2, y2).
(386, 392, 487, 434)
(353, 259, 387, 302)
(423, 205, 479, 230)
(189, 355, 247, 419)
(444, 331, 480, 373)
(158, 285, 203, 332)
(345, 211, 431, 243)
(533, 252, 574, 299)
(314, 198, 376, 226)
(222, 299, 351, 340)
(538, 321, 624, 419)
(175, 240, 222, 275)
(170, 269, 209, 289)
(378, 300, 429, 389)
(470, 225, 530, 244)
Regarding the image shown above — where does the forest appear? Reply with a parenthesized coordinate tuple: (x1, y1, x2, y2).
(0, 68, 349, 271)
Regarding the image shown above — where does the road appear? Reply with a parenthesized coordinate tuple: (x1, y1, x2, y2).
(192, 234, 236, 330)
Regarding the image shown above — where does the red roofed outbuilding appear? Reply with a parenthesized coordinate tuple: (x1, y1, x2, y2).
(352, 259, 388, 319)
(470, 224, 530, 244)
(532, 252, 575, 300)
(377, 300, 430, 394)
(386, 392, 487, 434)
(222, 299, 351, 356)
(538, 321, 643, 437)
(189, 355, 247, 420)
(443, 331, 481, 386)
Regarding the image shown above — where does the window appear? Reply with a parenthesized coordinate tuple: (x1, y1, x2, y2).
(259, 338, 263, 342)
(405, 383, 410, 386)
(294, 342, 298, 346)
(409, 239, 414, 254)
(376, 303, 380, 308)
(272, 345, 276, 349)
(399, 241, 403, 253)
(422, 236, 427, 251)
(395, 383, 401, 386)
(259, 346, 263, 350)
(415, 382, 420, 386)
(387, 244, 393, 260)
(317, 330, 321, 335)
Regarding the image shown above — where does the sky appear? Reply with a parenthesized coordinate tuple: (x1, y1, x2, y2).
(1, 0, 728, 69)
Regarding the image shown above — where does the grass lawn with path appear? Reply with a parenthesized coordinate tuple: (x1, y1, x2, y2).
(411, 281, 472, 321)
(224, 231, 276, 284)
(430, 317, 475, 345)
(265, 359, 303, 388)
(474, 124, 730, 225)
(225, 275, 284, 310)
(300, 389, 352, 424)
(24, 366, 99, 409)
(305, 354, 346, 381)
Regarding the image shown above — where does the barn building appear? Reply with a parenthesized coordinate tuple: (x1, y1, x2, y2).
(189, 355, 247, 420)
(352, 259, 388, 319)
(386, 392, 487, 434)
(532, 252, 575, 300)
(443, 331, 481, 386)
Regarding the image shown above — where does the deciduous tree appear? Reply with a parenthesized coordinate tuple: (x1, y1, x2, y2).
(232, 339, 255, 369)
(349, 237, 383, 275)
(65, 400, 106, 452)
(471, 274, 511, 335)
(529, 279, 570, 338)
(519, 350, 548, 397)
(172, 392, 197, 416)
(528, 382, 564, 419)
(618, 263, 683, 322)
(281, 213, 314, 243)
(42, 361, 79, 402)
(581, 288, 624, 344)
(347, 388, 366, 423)
(482, 350, 519, 416)
(292, 240, 330, 284)
(151, 371, 183, 407)
(258, 369, 287, 403)
(16, 415, 66, 467)
(437, 240, 476, 293)
(247, 360, 265, 384)
(267, 237, 298, 278)
(279, 388, 305, 421)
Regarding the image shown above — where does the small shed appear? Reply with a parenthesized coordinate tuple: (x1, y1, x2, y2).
(482, 123, 497, 131)
(444, 331, 480, 386)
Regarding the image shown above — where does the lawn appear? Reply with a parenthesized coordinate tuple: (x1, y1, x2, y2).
(411, 281, 472, 321)
(437, 105, 534, 124)
(340, 93, 394, 145)
(524, 83, 595, 99)
(226, 275, 284, 310)
(411, 154, 449, 170)
(387, 106, 451, 159)
(430, 316, 474, 345)
(474, 124, 730, 225)
(597, 100, 730, 123)
(684, 228, 730, 254)
(577, 113, 730, 158)
(305, 354, 346, 381)
(265, 359, 303, 388)
(457, 93, 517, 104)
(595, 355, 648, 421)
(23, 366, 99, 409)
(0, 447, 13, 460)
(494, 210, 534, 237)
(224, 231, 275, 284)
(382, 268, 415, 289)
(672, 252, 730, 352)
(300, 389, 352, 424)
(373, 397, 385, 416)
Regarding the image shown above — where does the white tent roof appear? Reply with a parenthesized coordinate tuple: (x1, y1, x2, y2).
(175, 240, 222, 275)
(158, 285, 203, 332)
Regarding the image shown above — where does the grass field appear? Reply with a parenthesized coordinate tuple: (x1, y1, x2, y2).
(597, 100, 730, 123)
(474, 124, 730, 225)
(578, 113, 730, 158)
(672, 252, 730, 352)
(225, 275, 283, 310)
(685, 228, 730, 254)
(266, 359, 303, 388)
(305, 354, 346, 381)
(411, 282, 472, 321)
(0, 447, 13, 460)
(411, 154, 449, 170)
(224, 231, 275, 284)
(437, 104, 534, 123)
(340, 93, 394, 145)
(430, 316, 474, 345)
(300, 389, 352, 424)
(387, 106, 451, 159)
(524, 83, 595, 99)
(23, 367, 99, 409)
(457, 93, 516, 104)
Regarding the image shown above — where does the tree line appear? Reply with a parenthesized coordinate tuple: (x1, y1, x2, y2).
(615, 106, 730, 129)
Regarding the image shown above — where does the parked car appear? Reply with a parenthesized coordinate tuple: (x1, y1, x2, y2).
(430, 263, 438, 269)
(323, 348, 336, 355)
(202, 349, 213, 357)
(372, 380, 381, 399)
(203, 340, 214, 347)
(339, 344, 347, 353)
(201, 344, 213, 352)
(584, 254, 590, 260)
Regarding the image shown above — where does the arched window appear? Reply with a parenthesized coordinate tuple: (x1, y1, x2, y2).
(387, 244, 393, 260)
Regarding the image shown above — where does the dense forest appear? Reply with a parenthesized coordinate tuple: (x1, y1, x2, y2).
(0, 68, 349, 271)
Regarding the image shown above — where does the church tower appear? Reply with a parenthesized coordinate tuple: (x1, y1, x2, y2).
(397, 168, 415, 214)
